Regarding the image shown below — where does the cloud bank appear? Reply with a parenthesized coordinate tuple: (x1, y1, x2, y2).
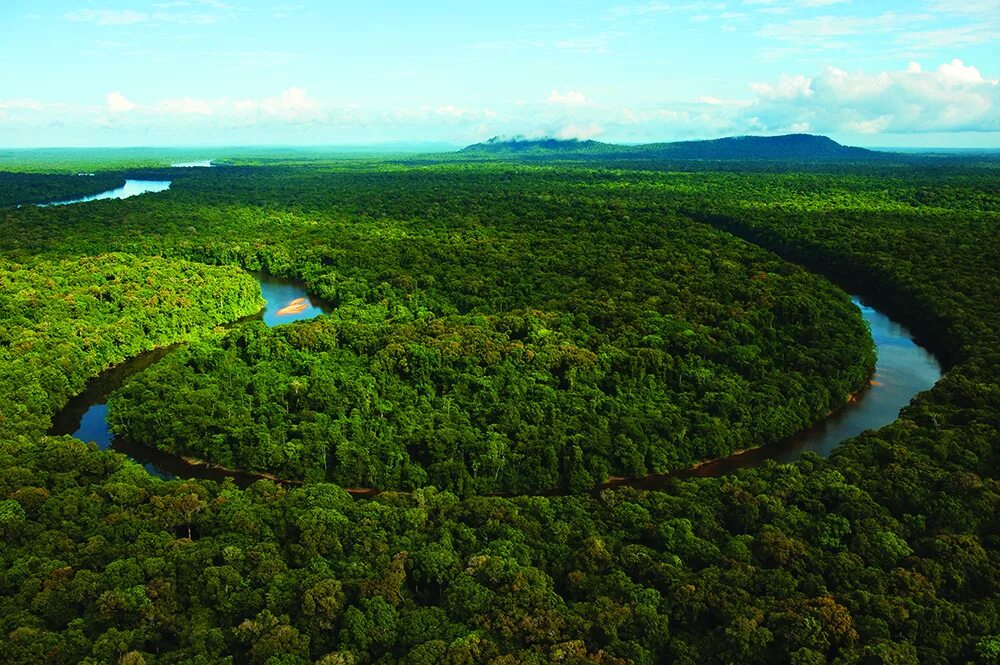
(0, 60, 996, 145)
(744, 59, 999, 134)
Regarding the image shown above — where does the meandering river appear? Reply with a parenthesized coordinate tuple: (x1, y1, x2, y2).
(38, 177, 944, 489)
(49, 284, 942, 488)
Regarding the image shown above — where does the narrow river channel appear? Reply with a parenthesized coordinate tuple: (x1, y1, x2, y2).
(604, 298, 942, 489)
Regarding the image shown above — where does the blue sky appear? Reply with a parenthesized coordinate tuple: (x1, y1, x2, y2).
(1, 0, 997, 147)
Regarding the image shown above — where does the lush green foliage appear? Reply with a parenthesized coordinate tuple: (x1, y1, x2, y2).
(0, 253, 264, 436)
(0, 156, 997, 663)
(107, 230, 871, 492)
(2, 164, 873, 492)
(3, 438, 994, 665)
(0, 148, 206, 173)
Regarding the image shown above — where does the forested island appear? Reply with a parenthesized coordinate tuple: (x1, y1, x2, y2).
(0, 138, 997, 663)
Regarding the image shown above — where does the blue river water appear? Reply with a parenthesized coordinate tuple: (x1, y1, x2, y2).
(39, 179, 171, 206)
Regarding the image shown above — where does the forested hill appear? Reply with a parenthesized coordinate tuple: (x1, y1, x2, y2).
(460, 133, 881, 161)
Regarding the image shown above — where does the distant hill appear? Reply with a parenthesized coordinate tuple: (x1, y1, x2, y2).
(460, 134, 881, 161)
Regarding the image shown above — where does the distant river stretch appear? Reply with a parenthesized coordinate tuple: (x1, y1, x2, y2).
(39, 179, 171, 206)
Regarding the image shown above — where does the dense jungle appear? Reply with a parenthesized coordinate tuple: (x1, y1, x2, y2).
(0, 147, 997, 664)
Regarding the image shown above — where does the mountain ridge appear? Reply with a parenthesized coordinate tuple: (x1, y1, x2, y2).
(460, 133, 881, 161)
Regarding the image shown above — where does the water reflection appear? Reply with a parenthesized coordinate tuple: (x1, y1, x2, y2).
(39, 179, 171, 206)
(254, 273, 332, 326)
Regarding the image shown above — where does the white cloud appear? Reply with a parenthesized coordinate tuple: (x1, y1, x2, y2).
(106, 91, 137, 113)
(547, 90, 588, 105)
(259, 86, 320, 120)
(435, 104, 469, 118)
(153, 0, 235, 7)
(697, 96, 753, 106)
(556, 123, 604, 140)
(899, 24, 1000, 50)
(797, 0, 850, 6)
(233, 99, 258, 114)
(0, 98, 48, 112)
(607, 2, 727, 19)
(430, 105, 497, 120)
(231, 87, 320, 121)
(818, 67, 892, 100)
(271, 3, 306, 19)
(63, 9, 149, 26)
(846, 115, 893, 134)
(743, 0, 852, 8)
(4, 60, 996, 145)
(743, 59, 1000, 134)
(149, 11, 220, 25)
(583, 59, 996, 141)
(759, 12, 930, 43)
(936, 58, 993, 84)
(755, 7, 997, 57)
(749, 74, 813, 99)
(157, 97, 217, 115)
(387, 105, 498, 125)
(925, 0, 1000, 15)
(62, 3, 233, 27)
(96, 87, 322, 123)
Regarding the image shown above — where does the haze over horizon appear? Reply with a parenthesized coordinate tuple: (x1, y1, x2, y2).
(2, 0, 998, 149)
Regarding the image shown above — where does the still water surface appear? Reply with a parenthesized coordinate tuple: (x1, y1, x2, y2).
(39, 179, 171, 206)
(250, 272, 331, 326)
